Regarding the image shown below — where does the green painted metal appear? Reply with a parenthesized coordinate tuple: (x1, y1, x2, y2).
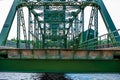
(79, 29, 120, 49)
(17, 8, 28, 48)
(0, 59, 120, 73)
(1, 0, 119, 49)
(0, 0, 18, 46)
(98, 0, 120, 46)
(17, 8, 21, 48)
(17, 1, 98, 7)
(0, 0, 120, 73)
(42, 0, 66, 48)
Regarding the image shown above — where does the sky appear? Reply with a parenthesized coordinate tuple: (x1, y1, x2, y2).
(0, 0, 120, 40)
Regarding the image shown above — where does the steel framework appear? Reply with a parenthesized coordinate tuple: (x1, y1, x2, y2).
(0, 0, 120, 73)
(0, 0, 120, 49)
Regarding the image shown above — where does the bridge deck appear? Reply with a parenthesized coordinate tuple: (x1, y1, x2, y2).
(0, 48, 120, 59)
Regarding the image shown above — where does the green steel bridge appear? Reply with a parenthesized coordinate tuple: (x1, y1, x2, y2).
(0, 0, 120, 73)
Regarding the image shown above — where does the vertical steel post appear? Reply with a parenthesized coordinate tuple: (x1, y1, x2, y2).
(63, 6, 66, 48)
(28, 8, 31, 48)
(38, 22, 42, 48)
(20, 8, 28, 48)
(79, 8, 84, 46)
(74, 18, 77, 36)
(43, 23, 46, 48)
(34, 16, 37, 48)
(94, 7, 98, 48)
(94, 7, 98, 38)
(35, 19, 40, 48)
(86, 7, 94, 41)
(43, 5, 46, 48)
(28, 8, 33, 48)
(17, 9, 21, 48)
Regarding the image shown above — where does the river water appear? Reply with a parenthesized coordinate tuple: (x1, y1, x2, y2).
(0, 72, 120, 80)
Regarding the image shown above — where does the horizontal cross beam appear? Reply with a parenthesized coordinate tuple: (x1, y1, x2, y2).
(0, 59, 120, 73)
(17, 1, 99, 8)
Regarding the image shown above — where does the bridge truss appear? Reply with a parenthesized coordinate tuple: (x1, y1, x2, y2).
(0, 0, 120, 73)
(0, 0, 120, 49)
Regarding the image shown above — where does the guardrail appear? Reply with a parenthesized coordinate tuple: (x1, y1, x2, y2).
(79, 29, 120, 49)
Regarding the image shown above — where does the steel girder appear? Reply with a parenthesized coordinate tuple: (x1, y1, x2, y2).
(0, 0, 18, 46)
(98, 0, 120, 46)
(0, 59, 120, 73)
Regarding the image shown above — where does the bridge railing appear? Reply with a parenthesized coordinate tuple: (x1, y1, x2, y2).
(79, 29, 120, 49)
